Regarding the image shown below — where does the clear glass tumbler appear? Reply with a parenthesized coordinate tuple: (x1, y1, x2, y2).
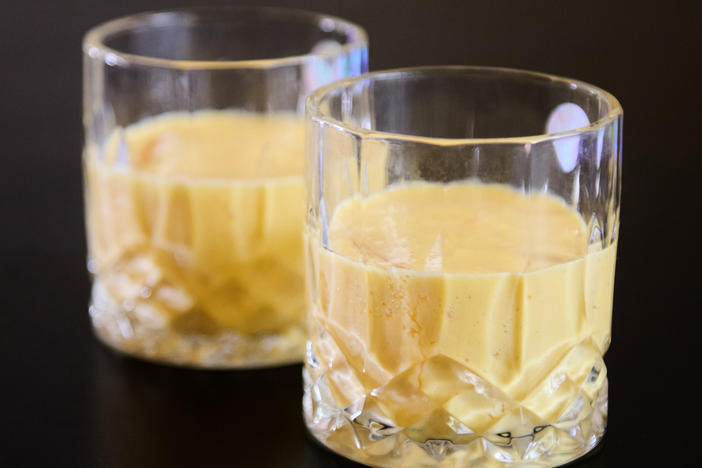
(304, 66, 622, 466)
(82, 7, 368, 368)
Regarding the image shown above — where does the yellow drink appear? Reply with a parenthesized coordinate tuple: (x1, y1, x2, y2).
(306, 182, 616, 465)
(85, 111, 306, 366)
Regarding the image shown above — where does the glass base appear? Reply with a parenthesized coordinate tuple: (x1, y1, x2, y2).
(303, 345, 607, 467)
(89, 281, 305, 368)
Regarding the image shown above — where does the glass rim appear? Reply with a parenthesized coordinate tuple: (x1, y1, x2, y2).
(307, 65, 623, 145)
(83, 5, 368, 70)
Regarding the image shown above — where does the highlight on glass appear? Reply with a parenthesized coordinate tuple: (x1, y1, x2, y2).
(303, 66, 622, 466)
(82, 6, 368, 368)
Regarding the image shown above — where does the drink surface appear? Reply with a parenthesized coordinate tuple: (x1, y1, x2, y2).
(305, 182, 616, 464)
(85, 111, 306, 366)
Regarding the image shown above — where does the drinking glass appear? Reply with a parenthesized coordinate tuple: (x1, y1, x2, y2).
(304, 66, 622, 466)
(83, 6, 368, 368)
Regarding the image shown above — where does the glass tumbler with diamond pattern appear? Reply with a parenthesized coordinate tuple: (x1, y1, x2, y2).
(83, 7, 368, 368)
(303, 66, 622, 466)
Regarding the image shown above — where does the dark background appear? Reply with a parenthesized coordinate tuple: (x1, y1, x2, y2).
(1, 1, 699, 466)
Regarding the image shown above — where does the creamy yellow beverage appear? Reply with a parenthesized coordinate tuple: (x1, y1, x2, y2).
(85, 111, 306, 366)
(305, 182, 616, 466)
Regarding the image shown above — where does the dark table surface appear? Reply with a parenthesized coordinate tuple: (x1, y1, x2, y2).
(1, 0, 699, 466)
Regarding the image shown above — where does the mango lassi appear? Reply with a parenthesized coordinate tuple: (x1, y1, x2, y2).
(85, 111, 306, 367)
(304, 182, 616, 466)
